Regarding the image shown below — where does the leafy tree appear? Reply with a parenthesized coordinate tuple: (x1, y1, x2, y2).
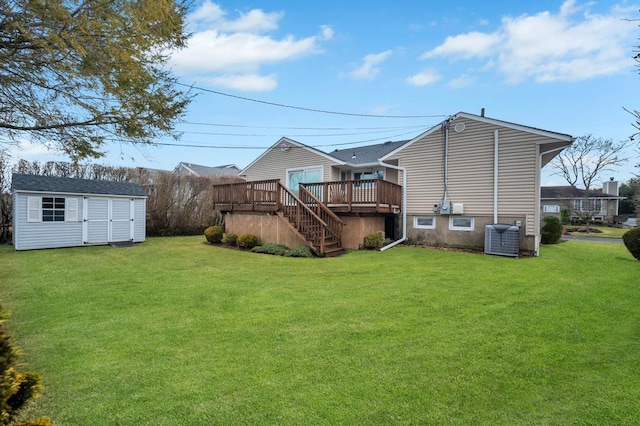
(0, 0, 192, 161)
(619, 179, 639, 216)
(0, 307, 49, 425)
(551, 135, 629, 232)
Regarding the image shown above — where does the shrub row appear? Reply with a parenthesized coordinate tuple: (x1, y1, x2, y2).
(203, 227, 313, 257)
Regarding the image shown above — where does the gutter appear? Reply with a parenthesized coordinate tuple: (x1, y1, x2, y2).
(378, 161, 407, 251)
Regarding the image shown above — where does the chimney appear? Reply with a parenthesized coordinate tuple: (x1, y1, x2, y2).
(602, 179, 619, 196)
(480, 108, 485, 117)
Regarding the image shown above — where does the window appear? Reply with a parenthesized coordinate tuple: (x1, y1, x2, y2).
(354, 170, 384, 181)
(42, 197, 65, 222)
(414, 216, 436, 229)
(572, 198, 602, 213)
(543, 205, 560, 213)
(449, 216, 474, 231)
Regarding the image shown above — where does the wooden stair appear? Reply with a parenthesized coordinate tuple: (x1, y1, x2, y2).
(277, 185, 346, 257)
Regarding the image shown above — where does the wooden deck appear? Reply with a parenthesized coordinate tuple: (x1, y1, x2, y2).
(212, 179, 402, 214)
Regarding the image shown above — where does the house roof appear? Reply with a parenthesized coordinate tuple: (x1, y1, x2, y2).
(174, 162, 240, 177)
(11, 173, 147, 197)
(541, 186, 624, 200)
(329, 140, 411, 164)
(240, 137, 346, 175)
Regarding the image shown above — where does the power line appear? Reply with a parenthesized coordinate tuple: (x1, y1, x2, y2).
(182, 121, 428, 131)
(178, 82, 447, 119)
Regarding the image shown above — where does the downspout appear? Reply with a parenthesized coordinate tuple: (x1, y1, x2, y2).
(493, 130, 499, 224)
(378, 161, 407, 251)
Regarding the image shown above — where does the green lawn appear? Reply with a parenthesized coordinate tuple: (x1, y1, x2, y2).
(1, 237, 638, 425)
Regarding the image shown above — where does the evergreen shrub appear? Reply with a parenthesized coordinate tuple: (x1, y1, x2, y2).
(204, 226, 223, 244)
(540, 216, 563, 244)
(237, 234, 258, 249)
(622, 226, 640, 260)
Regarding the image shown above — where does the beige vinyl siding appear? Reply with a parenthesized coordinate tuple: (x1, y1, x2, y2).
(497, 129, 538, 216)
(242, 145, 337, 184)
(446, 122, 494, 215)
(395, 130, 445, 214)
(392, 119, 544, 219)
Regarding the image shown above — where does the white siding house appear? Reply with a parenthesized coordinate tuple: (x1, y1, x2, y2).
(12, 174, 147, 250)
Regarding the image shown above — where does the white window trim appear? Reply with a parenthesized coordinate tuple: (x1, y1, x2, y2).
(27, 196, 41, 222)
(414, 216, 436, 229)
(449, 216, 475, 231)
(543, 205, 560, 213)
(285, 165, 324, 190)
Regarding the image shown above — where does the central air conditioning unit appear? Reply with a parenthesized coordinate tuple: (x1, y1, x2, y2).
(484, 224, 520, 257)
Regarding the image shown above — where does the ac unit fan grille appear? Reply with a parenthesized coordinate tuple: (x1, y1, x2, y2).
(484, 224, 519, 257)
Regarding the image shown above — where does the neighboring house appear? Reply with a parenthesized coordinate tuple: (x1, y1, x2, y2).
(541, 179, 624, 223)
(12, 174, 146, 251)
(212, 112, 573, 256)
(173, 162, 240, 177)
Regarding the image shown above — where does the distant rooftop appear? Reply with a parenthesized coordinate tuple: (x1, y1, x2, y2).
(174, 162, 240, 177)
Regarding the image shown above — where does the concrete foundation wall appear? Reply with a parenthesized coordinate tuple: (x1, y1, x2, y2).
(406, 214, 535, 253)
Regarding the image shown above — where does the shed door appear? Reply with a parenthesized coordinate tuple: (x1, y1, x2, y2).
(111, 199, 134, 242)
(83, 198, 135, 244)
(83, 197, 109, 244)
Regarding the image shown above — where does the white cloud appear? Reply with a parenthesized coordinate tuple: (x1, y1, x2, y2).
(448, 74, 476, 89)
(419, 0, 636, 84)
(420, 32, 502, 60)
(188, 1, 282, 33)
(348, 50, 393, 80)
(4, 139, 62, 161)
(172, 2, 332, 91)
(203, 74, 278, 92)
(405, 68, 441, 86)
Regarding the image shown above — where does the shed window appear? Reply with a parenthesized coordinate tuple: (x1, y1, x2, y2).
(449, 216, 474, 231)
(414, 216, 436, 229)
(543, 205, 560, 213)
(42, 197, 65, 222)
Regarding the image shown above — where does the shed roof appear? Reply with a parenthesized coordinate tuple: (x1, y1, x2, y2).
(12, 174, 147, 197)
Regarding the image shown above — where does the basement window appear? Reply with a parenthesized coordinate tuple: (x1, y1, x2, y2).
(449, 216, 474, 231)
(414, 216, 436, 229)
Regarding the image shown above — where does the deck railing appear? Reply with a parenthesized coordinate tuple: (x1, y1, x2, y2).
(302, 179, 402, 212)
(213, 178, 402, 214)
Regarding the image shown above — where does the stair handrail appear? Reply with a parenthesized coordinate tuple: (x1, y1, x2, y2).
(277, 183, 343, 254)
(299, 184, 345, 244)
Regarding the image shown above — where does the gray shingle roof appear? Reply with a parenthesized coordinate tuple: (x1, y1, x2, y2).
(12, 174, 146, 197)
(328, 140, 411, 164)
(541, 186, 620, 199)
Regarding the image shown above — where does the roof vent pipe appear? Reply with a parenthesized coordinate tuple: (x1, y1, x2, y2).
(481, 107, 485, 117)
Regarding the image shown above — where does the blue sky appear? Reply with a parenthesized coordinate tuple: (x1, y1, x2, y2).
(7, 0, 640, 186)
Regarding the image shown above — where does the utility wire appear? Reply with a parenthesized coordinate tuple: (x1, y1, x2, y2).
(178, 82, 447, 119)
(182, 121, 428, 131)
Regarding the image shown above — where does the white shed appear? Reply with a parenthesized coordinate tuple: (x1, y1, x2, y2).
(12, 174, 147, 251)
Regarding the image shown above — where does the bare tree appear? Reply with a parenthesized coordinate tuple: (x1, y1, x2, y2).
(551, 135, 629, 232)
